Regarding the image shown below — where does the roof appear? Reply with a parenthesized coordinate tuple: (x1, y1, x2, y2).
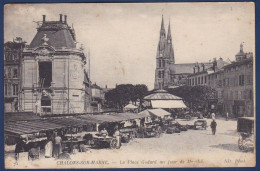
(5, 120, 64, 136)
(139, 109, 171, 118)
(79, 113, 148, 124)
(151, 100, 187, 109)
(47, 117, 88, 127)
(4, 113, 149, 136)
(144, 90, 182, 100)
(169, 63, 196, 74)
(5, 112, 41, 122)
(223, 57, 253, 69)
(29, 22, 76, 48)
(238, 117, 254, 121)
(124, 104, 138, 109)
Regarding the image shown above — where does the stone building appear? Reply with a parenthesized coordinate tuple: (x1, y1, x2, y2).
(91, 83, 105, 113)
(154, 16, 207, 89)
(188, 57, 230, 87)
(188, 44, 254, 117)
(4, 38, 26, 112)
(221, 44, 254, 117)
(20, 14, 91, 115)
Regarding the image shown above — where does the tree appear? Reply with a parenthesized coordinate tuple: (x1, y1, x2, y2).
(134, 84, 148, 108)
(167, 85, 217, 112)
(105, 84, 148, 111)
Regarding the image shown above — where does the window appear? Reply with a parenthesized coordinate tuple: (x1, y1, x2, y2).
(230, 91, 233, 100)
(195, 77, 197, 85)
(159, 60, 161, 68)
(4, 84, 8, 96)
(158, 71, 161, 78)
(12, 84, 18, 96)
(205, 76, 207, 83)
(249, 90, 253, 100)
(221, 90, 224, 98)
(234, 91, 238, 100)
(192, 78, 194, 85)
(162, 71, 164, 78)
(4, 69, 7, 78)
(239, 75, 244, 86)
(13, 68, 18, 78)
(198, 77, 200, 84)
(162, 60, 165, 67)
(247, 75, 253, 85)
(201, 77, 203, 84)
(8, 68, 11, 78)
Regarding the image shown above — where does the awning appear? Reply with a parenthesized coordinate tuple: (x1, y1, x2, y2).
(5, 120, 64, 136)
(47, 117, 89, 127)
(124, 104, 138, 109)
(79, 113, 148, 124)
(151, 100, 187, 109)
(5, 112, 41, 122)
(140, 109, 171, 118)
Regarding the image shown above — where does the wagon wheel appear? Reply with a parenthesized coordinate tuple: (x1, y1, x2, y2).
(110, 138, 118, 149)
(238, 138, 244, 150)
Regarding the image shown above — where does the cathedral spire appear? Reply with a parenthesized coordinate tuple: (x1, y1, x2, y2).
(160, 15, 166, 38)
(167, 19, 172, 42)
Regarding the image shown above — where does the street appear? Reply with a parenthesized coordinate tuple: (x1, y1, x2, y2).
(5, 117, 255, 168)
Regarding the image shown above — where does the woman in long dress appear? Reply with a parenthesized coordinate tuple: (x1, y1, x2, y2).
(45, 140, 53, 158)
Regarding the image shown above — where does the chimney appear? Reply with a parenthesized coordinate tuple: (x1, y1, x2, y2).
(202, 64, 205, 71)
(43, 15, 46, 23)
(59, 14, 63, 22)
(64, 15, 67, 24)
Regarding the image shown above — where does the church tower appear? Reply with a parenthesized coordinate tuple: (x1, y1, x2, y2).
(154, 16, 175, 89)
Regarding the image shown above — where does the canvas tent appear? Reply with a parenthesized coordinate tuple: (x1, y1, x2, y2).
(139, 108, 171, 120)
(144, 90, 187, 109)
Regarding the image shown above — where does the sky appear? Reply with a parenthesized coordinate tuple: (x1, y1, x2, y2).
(4, 3, 255, 90)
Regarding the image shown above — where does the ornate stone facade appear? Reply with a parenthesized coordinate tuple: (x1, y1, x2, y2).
(19, 14, 91, 115)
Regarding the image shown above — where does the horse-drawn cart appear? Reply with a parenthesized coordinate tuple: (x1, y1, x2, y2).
(237, 117, 254, 152)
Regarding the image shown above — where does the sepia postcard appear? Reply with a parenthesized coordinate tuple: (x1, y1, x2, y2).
(4, 2, 255, 169)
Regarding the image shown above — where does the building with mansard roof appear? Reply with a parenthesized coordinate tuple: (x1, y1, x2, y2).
(20, 14, 91, 115)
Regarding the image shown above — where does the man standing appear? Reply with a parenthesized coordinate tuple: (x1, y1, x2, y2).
(210, 120, 217, 135)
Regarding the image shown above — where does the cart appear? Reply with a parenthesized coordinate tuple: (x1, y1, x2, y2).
(91, 134, 118, 149)
(237, 117, 254, 152)
(120, 127, 138, 143)
(194, 120, 207, 130)
(143, 123, 162, 138)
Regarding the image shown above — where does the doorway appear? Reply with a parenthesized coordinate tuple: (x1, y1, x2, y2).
(39, 62, 52, 88)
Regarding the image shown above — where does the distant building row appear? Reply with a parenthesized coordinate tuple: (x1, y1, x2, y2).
(187, 44, 253, 117)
